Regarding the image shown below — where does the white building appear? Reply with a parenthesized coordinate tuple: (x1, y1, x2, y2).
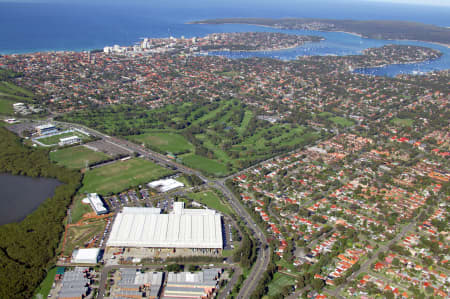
(71, 248, 100, 264)
(12, 102, 25, 109)
(59, 136, 81, 146)
(148, 178, 184, 193)
(107, 203, 222, 249)
(35, 123, 58, 136)
(85, 193, 108, 215)
(4, 118, 17, 124)
(104, 44, 126, 54)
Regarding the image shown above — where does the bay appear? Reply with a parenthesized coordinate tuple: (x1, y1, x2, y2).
(0, 0, 449, 76)
(0, 173, 61, 225)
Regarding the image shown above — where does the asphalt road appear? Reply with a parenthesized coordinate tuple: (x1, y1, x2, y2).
(218, 267, 243, 299)
(97, 264, 134, 299)
(214, 179, 271, 299)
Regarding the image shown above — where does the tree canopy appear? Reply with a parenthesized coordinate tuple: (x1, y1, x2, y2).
(0, 128, 82, 298)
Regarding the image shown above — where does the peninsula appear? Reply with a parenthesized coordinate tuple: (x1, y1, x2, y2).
(190, 18, 450, 46)
(194, 32, 323, 52)
(103, 32, 323, 55)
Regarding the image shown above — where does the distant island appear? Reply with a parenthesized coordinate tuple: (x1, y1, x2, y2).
(190, 18, 450, 46)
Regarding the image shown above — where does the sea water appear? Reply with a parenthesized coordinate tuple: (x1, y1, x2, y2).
(0, 0, 449, 76)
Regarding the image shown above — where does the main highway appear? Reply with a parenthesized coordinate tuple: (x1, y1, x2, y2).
(53, 120, 271, 298)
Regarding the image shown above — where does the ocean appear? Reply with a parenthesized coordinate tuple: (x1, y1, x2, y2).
(0, 0, 449, 76)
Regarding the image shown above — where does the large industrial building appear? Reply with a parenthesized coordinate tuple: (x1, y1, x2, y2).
(163, 268, 221, 299)
(57, 267, 91, 299)
(112, 269, 164, 299)
(106, 203, 223, 250)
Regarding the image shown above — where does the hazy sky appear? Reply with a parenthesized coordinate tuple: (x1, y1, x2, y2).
(1, 0, 449, 10)
(1, 0, 450, 5)
(366, 0, 450, 6)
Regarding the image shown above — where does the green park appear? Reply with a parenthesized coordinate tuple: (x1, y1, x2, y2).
(50, 146, 111, 169)
(187, 190, 234, 215)
(58, 99, 320, 176)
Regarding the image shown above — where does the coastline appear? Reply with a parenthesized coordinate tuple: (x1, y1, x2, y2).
(2, 24, 448, 77)
(189, 21, 450, 48)
(189, 21, 282, 30)
(204, 38, 324, 53)
(384, 38, 450, 49)
(352, 56, 444, 76)
(333, 31, 364, 38)
(426, 42, 449, 49)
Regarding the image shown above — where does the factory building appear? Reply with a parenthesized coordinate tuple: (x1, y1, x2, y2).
(112, 269, 164, 299)
(106, 203, 223, 250)
(84, 193, 108, 215)
(57, 267, 91, 299)
(163, 268, 221, 299)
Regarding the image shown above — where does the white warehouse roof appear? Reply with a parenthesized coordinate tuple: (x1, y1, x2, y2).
(36, 123, 55, 130)
(148, 178, 184, 192)
(107, 205, 222, 249)
(60, 136, 80, 142)
(72, 248, 100, 264)
(86, 193, 108, 215)
(122, 207, 161, 214)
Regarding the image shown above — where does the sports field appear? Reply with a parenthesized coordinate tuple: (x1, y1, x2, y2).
(50, 146, 110, 169)
(80, 158, 173, 195)
(187, 190, 233, 215)
(128, 131, 193, 154)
